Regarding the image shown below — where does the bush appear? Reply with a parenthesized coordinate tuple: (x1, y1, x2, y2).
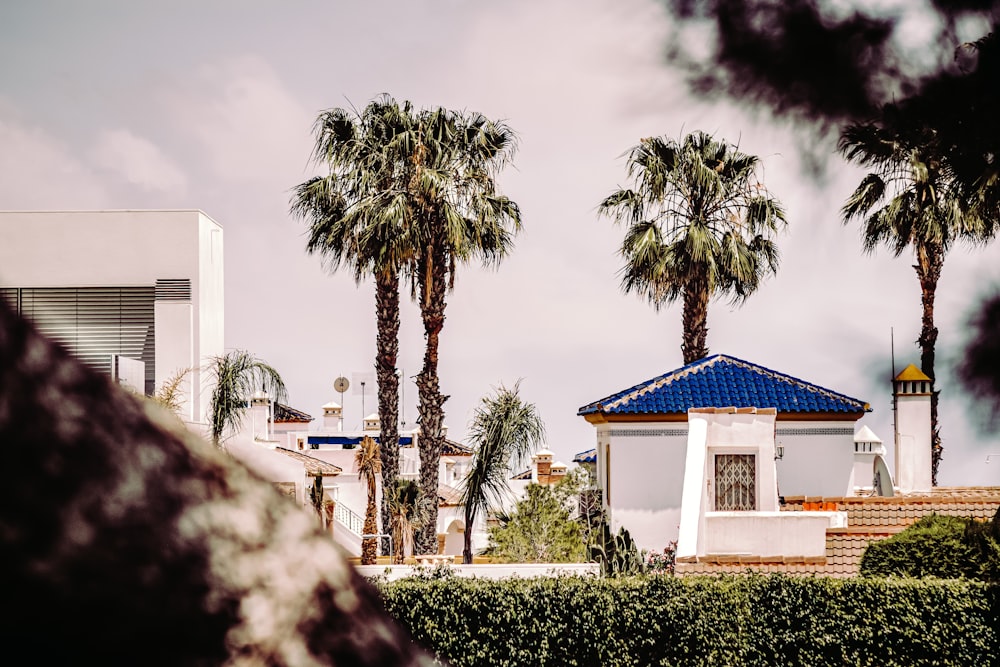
(374, 575, 1000, 666)
(860, 513, 1000, 581)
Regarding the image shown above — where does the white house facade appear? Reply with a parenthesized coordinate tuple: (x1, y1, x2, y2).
(0, 210, 224, 426)
(578, 354, 871, 553)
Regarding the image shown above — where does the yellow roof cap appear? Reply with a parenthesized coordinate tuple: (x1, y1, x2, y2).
(895, 364, 931, 382)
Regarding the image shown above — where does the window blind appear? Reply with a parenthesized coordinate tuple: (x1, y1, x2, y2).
(5, 286, 155, 394)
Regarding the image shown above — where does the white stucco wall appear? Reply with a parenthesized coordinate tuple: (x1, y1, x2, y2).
(677, 409, 780, 558)
(895, 393, 932, 493)
(703, 512, 844, 557)
(227, 437, 307, 505)
(0, 210, 224, 423)
(600, 422, 688, 552)
(773, 421, 857, 497)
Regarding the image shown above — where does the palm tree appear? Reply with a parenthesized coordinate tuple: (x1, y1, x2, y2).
(355, 435, 382, 565)
(404, 107, 523, 554)
(459, 382, 545, 564)
(839, 106, 990, 483)
(599, 131, 787, 364)
(291, 96, 416, 552)
(386, 478, 426, 564)
(206, 350, 287, 448)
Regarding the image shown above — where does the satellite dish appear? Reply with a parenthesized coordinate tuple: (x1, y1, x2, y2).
(873, 454, 895, 497)
(334, 377, 350, 393)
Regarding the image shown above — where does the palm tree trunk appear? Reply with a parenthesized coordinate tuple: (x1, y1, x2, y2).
(362, 483, 378, 565)
(681, 277, 710, 364)
(462, 502, 475, 565)
(415, 246, 448, 555)
(374, 270, 400, 556)
(915, 241, 944, 485)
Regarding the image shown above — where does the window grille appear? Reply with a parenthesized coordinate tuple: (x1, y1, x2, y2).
(715, 454, 756, 511)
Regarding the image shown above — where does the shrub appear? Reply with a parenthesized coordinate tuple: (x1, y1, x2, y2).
(860, 513, 1000, 581)
(373, 575, 1000, 667)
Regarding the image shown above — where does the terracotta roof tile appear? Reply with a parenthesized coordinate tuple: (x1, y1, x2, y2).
(678, 489, 999, 578)
(274, 447, 342, 477)
(272, 403, 314, 423)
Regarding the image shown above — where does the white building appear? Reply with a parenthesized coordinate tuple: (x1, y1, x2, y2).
(578, 354, 872, 554)
(577, 354, 997, 577)
(0, 210, 224, 425)
(256, 398, 479, 558)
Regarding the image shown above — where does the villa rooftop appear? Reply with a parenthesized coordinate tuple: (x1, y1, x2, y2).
(579, 354, 869, 419)
(675, 489, 1000, 578)
(272, 403, 314, 423)
(274, 447, 342, 477)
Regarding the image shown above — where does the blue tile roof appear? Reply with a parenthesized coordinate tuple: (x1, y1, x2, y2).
(574, 448, 597, 464)
(578, 354, 869, 417)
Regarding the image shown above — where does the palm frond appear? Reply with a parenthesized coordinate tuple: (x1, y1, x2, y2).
(600, 130, 787, 314)
(206, 350, 287, 446)
(460, 382, 545, 523)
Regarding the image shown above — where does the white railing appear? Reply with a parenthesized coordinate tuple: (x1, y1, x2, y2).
(334, 502, 365, 536)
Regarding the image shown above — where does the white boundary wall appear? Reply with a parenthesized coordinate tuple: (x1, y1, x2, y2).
(354, 563, 600, 581)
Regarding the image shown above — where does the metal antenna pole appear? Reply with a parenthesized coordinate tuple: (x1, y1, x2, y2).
(361, 381, 366, 419)
(891, 327, 898, 458)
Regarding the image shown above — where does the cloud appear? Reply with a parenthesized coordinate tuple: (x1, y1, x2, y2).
(0, 103, 110, 209)
(93, 128, 188, 193)
(159, 56, 314, 186)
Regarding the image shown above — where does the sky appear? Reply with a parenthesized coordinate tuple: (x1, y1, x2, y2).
(1, 0, 999, 485)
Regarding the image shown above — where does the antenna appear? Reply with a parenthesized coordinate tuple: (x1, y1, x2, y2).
(352, 372, 375, 426)
(891, 327, 899, 466)
(333, 376, 350, 433)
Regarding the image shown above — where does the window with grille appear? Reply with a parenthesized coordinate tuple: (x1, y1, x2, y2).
(1, 286, 155, 394)
(714, 454, 757, 511)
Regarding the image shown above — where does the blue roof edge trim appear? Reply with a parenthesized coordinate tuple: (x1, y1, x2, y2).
(577, 354, 870, 416)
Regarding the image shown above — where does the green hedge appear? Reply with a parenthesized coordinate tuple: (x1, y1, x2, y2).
(861, 514, 1000, 581)
(374, 575, 1000, 667)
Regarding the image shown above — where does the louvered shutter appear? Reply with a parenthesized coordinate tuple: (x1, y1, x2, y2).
(12, 287, 155, 394)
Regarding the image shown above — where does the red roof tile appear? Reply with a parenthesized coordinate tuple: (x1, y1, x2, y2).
(676, 488, 1000, 578)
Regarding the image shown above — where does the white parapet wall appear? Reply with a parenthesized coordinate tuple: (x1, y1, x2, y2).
(703, 511, 846, 558)
(354, 563, 600, 581)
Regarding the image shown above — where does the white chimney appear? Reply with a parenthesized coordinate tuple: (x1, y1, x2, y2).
(322, 401, 343, 431)
(249, 390, 271, 441)
(363, 413, 380, 432)
(850, 424, 886, 492)
(893, 364, 932, 493)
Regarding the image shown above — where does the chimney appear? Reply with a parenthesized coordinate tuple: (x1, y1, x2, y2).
(363, 413, 380, 432)
(322, 401, 343, 431)
(851, 425, 886, 492)
(893, 364, 932, 493)
(532, 448, 554, 485)
(250, 390, 271, 441)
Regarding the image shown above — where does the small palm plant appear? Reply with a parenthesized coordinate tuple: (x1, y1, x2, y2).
(459, 382, 545, 564)
(387, 479, 426, 564)
(206, 350, 287, 448)
(355, 436, 382, 565)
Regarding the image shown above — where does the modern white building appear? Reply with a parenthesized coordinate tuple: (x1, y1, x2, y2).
(0, 210, 224, 425)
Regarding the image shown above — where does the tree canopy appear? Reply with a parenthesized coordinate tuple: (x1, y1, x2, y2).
(600, 131, 786, 363)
